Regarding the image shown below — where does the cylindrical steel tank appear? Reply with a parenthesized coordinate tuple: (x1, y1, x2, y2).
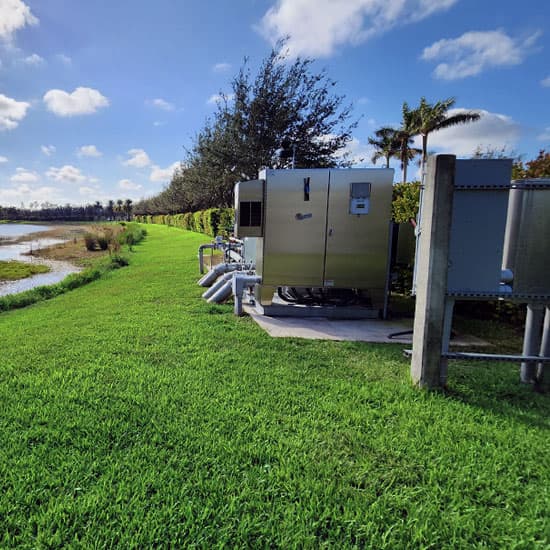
(502, 179, 550, 296)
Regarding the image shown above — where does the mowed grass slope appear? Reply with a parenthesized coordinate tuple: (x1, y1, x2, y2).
(0, 224, 548, 548)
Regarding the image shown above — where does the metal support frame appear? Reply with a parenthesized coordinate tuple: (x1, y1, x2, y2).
(440, 298, 455, 386)
(404, 349, 550, 363)
(198, 243, 216, 274)
(521, 304, 546, 383)
(538, 307, 550, 385)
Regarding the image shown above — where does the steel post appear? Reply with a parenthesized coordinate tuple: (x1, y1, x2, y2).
(521, 303, 545, 383)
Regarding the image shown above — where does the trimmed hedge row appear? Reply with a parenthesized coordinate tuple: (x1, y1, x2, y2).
(136, 184, 421, 238)
(134, 208, 234, 237)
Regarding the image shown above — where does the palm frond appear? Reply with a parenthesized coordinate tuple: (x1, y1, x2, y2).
(435, 112, 481, 130)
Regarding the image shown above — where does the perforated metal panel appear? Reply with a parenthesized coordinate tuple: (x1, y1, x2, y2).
(234, 179, 264, 238)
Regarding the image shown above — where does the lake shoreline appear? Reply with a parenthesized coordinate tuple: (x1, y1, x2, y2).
(0, 224, 90, 296)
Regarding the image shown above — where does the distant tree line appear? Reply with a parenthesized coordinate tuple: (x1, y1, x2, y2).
(0, 199, 133, 222)
(134, 41, 357, 216)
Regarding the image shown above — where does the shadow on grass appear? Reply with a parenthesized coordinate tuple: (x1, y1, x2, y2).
(445, 361, 549, 430)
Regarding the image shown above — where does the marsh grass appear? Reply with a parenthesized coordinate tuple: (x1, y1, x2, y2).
(0, 224, 547, 548)
(0, 260, 51, 281)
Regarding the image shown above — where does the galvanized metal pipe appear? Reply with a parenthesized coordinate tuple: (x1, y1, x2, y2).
(202, 271, 236, 300)
(232, 274, 261, 316)
(439, 298, 455, 386)
(198, 263, 240, 287)
(521, 303, 545, 383)
(537, 306, 550, 385)
(198, 243, 217, 274)
(207, 279, 233, 304)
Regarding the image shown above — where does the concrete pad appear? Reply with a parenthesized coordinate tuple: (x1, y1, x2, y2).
(244, 306, 489, 346)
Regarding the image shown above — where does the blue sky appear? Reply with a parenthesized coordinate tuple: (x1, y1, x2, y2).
(0, 0, 548, 207)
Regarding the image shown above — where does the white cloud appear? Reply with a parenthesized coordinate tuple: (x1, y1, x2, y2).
(56, 53, 72, 65)
(0, 0, 38, 42)
(22, 53, 44, 66)
(46, 165, 86, 184)
(118, 179, 143, 190)
(257, 0, 458, 58)
(0, 184, 62, 206)
(153, 121, 165, 127)
(123, 148, 151, 168)
(78, 186, 96, 196)
(538, 127, 550, 141)
(341, 137, 374, 166)
(213, 62, 231, 72)
(414, 108, 521, 156)
(0, 155, 8, 163)
(207, 93, 235, 105)
(422, 29, 541, 80)
(77, 144, 102, 158)
(316, 134, 374, 166)
(541, 76, 550, 88)
(147, 98, 175, 111)
(10, 167, 39, 183)
(41, 145, 56, 156)
(150, 162, 180, 183)
(0, 93, 30, 130)
(43, 87, 109, 116)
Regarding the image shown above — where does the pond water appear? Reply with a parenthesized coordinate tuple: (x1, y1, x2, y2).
(0, 223, 50, 239)
(0, 224, 81, 297)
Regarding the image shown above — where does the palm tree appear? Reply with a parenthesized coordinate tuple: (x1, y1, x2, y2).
(106, 200, 115, 221)
(368, 127, 400, 168)
(116, 199, 124, 221)
(416, 96, 480, 171)
(94, 201, 103, 220)
(123, 199, 133, 221)
(397, 102, 422, 184)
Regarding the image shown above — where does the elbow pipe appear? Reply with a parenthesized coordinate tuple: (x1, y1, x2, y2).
(198, 263, 241, 287)
(207, 280, 233, 304)
(202, 271, 236, 300)
(232, 274, 261, 316)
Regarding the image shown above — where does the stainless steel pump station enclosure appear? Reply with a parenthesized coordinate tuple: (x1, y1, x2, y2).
(234, 168, 394, 309)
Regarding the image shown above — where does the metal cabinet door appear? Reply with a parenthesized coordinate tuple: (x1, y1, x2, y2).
(262, 169, 329, 287)
(324, 169, 393, 297)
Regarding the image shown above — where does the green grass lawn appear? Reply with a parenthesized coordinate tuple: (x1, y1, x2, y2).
(0, 260, 50, 281)
(0, 224, 548, 548)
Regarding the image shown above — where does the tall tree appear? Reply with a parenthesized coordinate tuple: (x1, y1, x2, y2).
(397, 102, 422, 184)
(368, 127, 399, 168)
(94, 201, 103, 220)
(106, 200, 115, 221)
(123, 199, 133, 221)
(116, 199, 124, 221)
(137, 41, 357, 213)
(416, 96, 480, 171)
